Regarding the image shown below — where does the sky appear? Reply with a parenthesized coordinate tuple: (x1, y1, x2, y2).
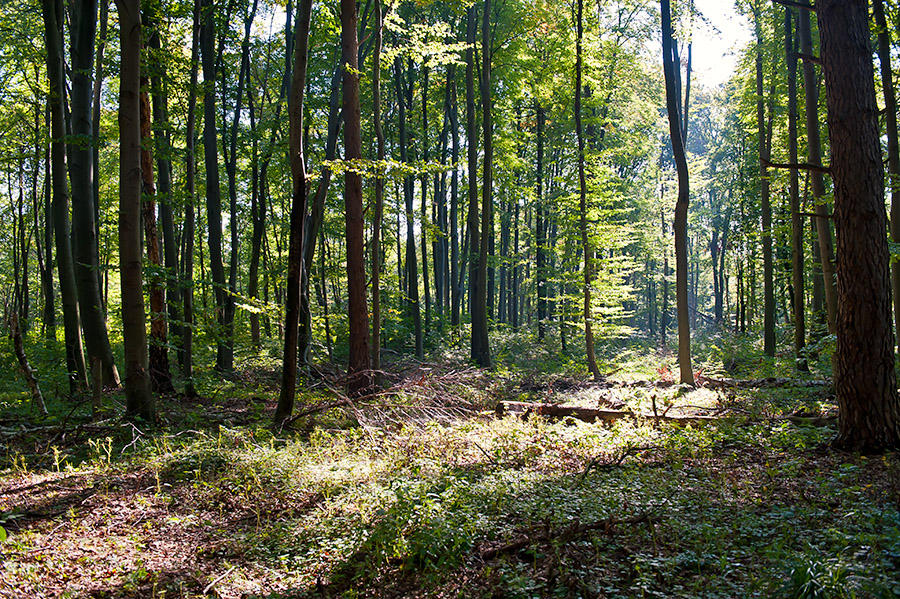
(690, 0, 753, 88)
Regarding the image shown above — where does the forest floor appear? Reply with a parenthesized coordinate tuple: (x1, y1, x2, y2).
(1, 332, 899, 598)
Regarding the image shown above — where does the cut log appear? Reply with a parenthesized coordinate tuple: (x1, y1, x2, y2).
(495, 401, 718, 425)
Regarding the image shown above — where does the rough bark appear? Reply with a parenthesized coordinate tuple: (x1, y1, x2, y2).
(819, 0, 900, 452)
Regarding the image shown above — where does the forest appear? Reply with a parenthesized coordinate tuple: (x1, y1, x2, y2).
(1, 0, 900, 596)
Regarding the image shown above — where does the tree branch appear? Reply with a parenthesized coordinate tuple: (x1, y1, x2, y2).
(771, 0, 815, 11)
(763, 158, 831, 174)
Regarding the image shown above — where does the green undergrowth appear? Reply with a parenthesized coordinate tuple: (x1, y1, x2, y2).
(1, 333, 898, 597)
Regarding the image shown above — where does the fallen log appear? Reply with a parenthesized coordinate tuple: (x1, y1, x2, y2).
(495, 401, 719, 425)
(697, 375, 830, 389)
(479, 512, 658, 560)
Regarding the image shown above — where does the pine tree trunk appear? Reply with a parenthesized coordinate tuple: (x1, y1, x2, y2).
(819, 0, 900, 452)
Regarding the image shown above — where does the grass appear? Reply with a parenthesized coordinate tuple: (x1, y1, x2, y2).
(0, 329, 898, 598)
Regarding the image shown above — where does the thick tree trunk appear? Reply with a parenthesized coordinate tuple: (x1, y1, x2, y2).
(116, 0, 154, 421)
(465, 5, 480, 345)
(661, 0, 693, 384)
(42, 0, 88, 391)
(576, 0, 600, 380)
(819, 0, 900, 452)
(471, 0, 492, 367)
(199, 0, 231, 372)
(536, 102, 546, 341)
(274, 0, 313, 425)
(342, 0, 371, 395)
(69, 0, 119, 387)
(798, 7, 836, 332)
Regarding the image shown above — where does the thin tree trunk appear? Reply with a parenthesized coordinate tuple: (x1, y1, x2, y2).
(662, 0, 693, 384)
(371, 0, 385, 374)
(116, 0, 154, 421)
(42, 0, 88, 391)
(449, 63, 461, 327)
(471, 0, 491, 367)
(140, 77, 174, 393)
(576, 0, 600, 380)
(274, 0, 313, 425)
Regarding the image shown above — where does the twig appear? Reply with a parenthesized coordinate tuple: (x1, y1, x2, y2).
(203, 566, 237, 595)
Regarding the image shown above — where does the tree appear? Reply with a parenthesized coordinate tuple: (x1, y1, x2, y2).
(69, 0, 120, 388)
(818, 0, 900, 451)
(471, 0, 491, 368)
(274, 0, 313, 426)
(371, 0, 385, 375)
(42, 0, 88, 391)
(661, 0, 692, 384)
(342, 0, 372, 395)
(116, 0, 154, 421)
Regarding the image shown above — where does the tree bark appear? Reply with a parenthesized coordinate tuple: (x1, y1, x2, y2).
(69, 0, 119, 387)
(42, 0, 88, 391)
(274, 0, 313, 425)
(371, 0, 385, 374)
(342, 0, 372, 395)
(471, 0, 492, 367)
(116, 0, 154, 421)
(661, 0, 693, 384)
(819, 0, 900, 452)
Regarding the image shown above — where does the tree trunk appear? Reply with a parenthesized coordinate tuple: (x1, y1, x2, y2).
(449, 63, 461, 327)
(42, 0, 88, 391)
(465, 5, 480, 348)
(536, 102, 546, 341)
(116, 0, 154, 421)
(661, 0, 693, 384)
(576, 0, 600, 380)
(371, 0, 385, 374)
(69, 0, 120, 387)
(180, 0, 200, 398)
(785, 8, 806, 370)
(471, 0, 492, 367)
(873, 0, 900, 351)
(798, 7, 836, 333)
(819, 0, 900, 452)
(274, 0, 313, 425)
(139, 78, 174, 393)
(342, 0, 371, 396)
(200, 0, 231, 372)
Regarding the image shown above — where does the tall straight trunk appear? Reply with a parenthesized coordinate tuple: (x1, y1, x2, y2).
(274, 0, 313, 425)
(465, 6, 479, 330)
(395, 58, 423, 359)
(342, 0, 371, 395)
(180, 0, 200, 398)
(575, 0, 600, 380)
(116, 0, 154, 420)
(421, 66, 431, 335)
(200, 0, 230, 372)
(536, 102, 546, 341)
(371, 0, 385, 373)
(42, 0, 88, 391)
(36, 102, 55, 340)
(753, 8, 776, 357)
(784, 8, 806, 369)
(69, 0, 119, 387)
(146, 9, 180, 360)
(799, 7, 836, 332)
(449, 63, 461, 327)
(91, 0, 107, 300)
(873, 0, 900, 350)
(247, 76, 262, 348)
(140, 79, 174, 393)
(661, 0, 693, 384)
(819, 0, 900, 452)
(471, 0, 491, 367)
